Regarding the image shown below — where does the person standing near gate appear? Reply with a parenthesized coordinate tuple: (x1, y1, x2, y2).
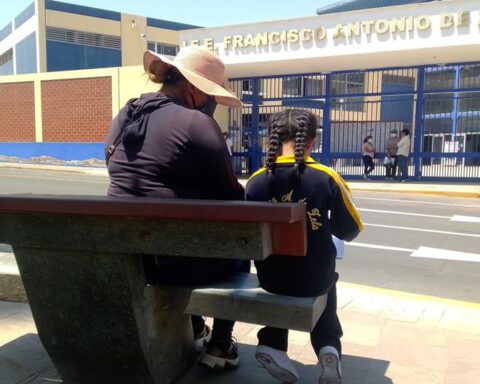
(223, 132, 233, 156)
(362, 135, 375, 180)
(385, 129, 400, 180)
(397, 128, 411, 182)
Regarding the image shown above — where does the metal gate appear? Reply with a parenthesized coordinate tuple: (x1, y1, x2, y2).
(228, 62, 480, 182)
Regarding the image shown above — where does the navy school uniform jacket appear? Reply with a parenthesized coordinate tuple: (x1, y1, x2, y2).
(246, 156, 363, 296)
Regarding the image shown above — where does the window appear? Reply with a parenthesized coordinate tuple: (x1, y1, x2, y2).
(331, 73, 365, 95)
(304, 78, 324, 97)
(46, 27, 121, 49)
(281, 76, 324, 97)
(424, 68, 455, 90)
(241, 80, 263, 99)
(458, 92, 480, 113)
(0, 48, 14, 75)
(331, 73, 365, 111)
(460, 65, 480, 89)
(382, 73, 415, 91)
(0, 48, 13, 67)
(424, 93, 454, 115)
(147, 41, 179, 56)
(46, 27, 121, 71)
(282, 76, 303, 96)
(0, 22, 12, 42)
(331, 97, 364, 112)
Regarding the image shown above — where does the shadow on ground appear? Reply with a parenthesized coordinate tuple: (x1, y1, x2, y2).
(0, 335, 393, 384)
(0, 333, 60, 383)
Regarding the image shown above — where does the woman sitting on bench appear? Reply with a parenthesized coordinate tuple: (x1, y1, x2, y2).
(105, 46, 248, 371)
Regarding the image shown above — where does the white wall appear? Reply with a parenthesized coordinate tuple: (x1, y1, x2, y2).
(0, 16, 37, 63)
(180, 0, 480, 77)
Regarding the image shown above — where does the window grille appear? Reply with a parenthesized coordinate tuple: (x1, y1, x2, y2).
(0, 48, 13, 66)
(46, 26, 121, 49)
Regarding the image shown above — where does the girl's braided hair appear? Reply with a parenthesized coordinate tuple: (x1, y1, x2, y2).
(265, 109, 318, 195)
(265, 109, 317, 172)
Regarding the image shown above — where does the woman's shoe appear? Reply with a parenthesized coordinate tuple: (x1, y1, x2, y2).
(199, 337, 239, 370)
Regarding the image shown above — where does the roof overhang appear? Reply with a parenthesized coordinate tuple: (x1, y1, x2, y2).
(179, 0, 480, 78)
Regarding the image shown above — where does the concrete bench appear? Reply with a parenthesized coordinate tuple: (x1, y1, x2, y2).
(0, 195, 327, 384)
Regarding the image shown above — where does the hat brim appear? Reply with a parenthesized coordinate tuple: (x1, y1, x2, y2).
(143, 50, 242, 108)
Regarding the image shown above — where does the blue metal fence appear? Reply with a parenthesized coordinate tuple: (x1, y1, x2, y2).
(229, 61, 480, 182)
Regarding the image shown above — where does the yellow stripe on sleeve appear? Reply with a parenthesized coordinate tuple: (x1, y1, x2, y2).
(306, 163, 363, 232)
(247, 167, 267, 182)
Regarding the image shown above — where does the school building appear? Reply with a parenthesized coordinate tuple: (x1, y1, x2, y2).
(1, 0, 479, 181)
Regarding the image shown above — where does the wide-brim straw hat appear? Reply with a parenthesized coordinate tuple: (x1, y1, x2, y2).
(143, 46, 242, 108)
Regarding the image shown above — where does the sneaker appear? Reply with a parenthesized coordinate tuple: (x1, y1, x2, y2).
(362, 173, 367, 180)
(255, 345, 299, 383)
(401, 178, 408, 182)
(318, 346, 342, 384)
(194, 324, 211, 353)
(199, 338, 239, 370)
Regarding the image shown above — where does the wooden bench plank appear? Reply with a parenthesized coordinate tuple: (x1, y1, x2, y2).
(183, 273, 327, 332)
(0, 195, 304, 222)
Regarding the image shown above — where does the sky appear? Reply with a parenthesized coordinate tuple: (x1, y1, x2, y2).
(0, 0, 339, 29)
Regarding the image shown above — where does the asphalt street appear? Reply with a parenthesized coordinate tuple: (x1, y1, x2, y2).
(1, 167, 479, 303)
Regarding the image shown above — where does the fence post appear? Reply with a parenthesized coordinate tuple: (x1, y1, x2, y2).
(250, 78, 261, 173)
(413, 67, 425, 180)
(321, 73, 331, 166)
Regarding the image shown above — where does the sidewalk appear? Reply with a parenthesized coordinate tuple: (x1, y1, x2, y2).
(1, 280, 480, 383)
(1, 162, 479, 382)
(1, 161, 479, 198)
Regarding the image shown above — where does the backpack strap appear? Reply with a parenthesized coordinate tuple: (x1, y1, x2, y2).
(106, 99, 173, 165)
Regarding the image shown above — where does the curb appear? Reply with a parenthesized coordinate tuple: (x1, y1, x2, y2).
(0, 273, 26, 303)
(0, 162, 108, 176)
(346, 184, 480, 199)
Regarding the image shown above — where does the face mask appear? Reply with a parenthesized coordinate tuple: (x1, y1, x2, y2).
(199, 96, 217, 117)
(368, 139, 373, 143)
(391, 134, 397, 138)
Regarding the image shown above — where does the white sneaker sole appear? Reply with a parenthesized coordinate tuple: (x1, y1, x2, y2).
(256, 352, 298, 383)
(319, 353, 341, 384)
(199, 352, 239, 370)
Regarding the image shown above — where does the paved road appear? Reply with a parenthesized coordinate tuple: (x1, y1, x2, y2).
(339, 191, 480, 303)
(1, 168, 479, 303)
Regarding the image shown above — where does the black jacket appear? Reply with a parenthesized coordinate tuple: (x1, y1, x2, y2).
(106, 92, 244, 200)
(246, 156, 363, 296)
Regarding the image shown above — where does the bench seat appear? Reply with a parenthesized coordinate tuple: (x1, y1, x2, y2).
(184, 272, 327, 332)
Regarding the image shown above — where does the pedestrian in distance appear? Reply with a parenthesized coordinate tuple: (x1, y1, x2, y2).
(362, 135, 375, 180)
(105, 45, 248, 371)
(397, 128, 411, 182)
(223, 131, 233, 156)
(384, 153, 395, 180)
(385, 128, 400, 179)
(246, 109, 363, 384)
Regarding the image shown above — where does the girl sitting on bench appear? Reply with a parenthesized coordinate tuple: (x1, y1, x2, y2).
(246, 109, 363, 384)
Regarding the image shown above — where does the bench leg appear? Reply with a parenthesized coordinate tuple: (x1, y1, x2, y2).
(12, 247, 195, 384)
